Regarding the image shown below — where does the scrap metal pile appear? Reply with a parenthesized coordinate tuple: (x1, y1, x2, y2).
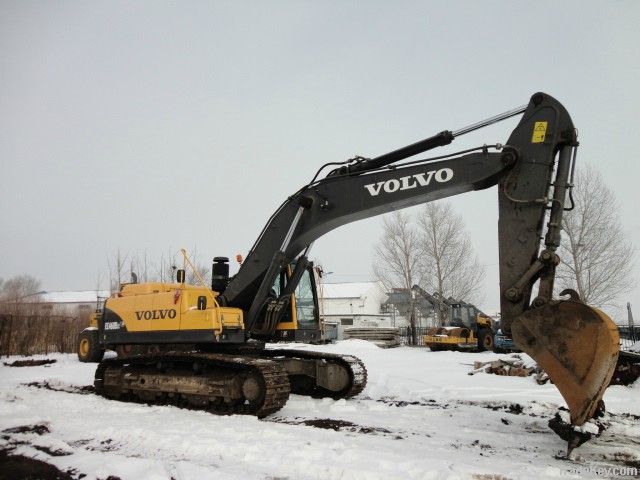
(468, 354, 549, 384)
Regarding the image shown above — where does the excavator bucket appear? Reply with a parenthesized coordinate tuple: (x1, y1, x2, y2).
(511, 300, 619, 425)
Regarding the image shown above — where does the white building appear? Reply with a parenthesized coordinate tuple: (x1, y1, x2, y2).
(318, 281, 400, 339)
(24, 290, 110, 316)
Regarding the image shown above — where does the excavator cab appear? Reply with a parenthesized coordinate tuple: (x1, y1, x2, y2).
(258, 262, 322, 342)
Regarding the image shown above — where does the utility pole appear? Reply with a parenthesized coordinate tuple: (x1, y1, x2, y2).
(627, 302, 636, 343)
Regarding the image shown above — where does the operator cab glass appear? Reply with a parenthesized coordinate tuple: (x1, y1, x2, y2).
(271, 263, 319, 328)
(294, 267, 318, 328)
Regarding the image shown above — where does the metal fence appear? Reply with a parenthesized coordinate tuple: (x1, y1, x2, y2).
(397, 326, 433, 346)
(618, 325, 639, 350)
(0, 313, 89, 356)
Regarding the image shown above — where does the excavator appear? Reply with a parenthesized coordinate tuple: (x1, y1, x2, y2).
(82, 92, 619, 449)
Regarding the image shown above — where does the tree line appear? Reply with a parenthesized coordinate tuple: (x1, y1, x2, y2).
(373, 163, 636, 326)
(104, 247, 212, 292)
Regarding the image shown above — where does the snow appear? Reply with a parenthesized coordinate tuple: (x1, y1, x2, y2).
(1, 342, 638, 480)
(629, 341, 640, 353)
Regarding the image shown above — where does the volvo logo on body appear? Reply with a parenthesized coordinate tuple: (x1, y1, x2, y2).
(135, 309, 177, 320)
(363, 168, 454, 197)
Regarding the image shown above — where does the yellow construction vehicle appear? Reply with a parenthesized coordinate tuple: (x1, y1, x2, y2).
(77, 311, 104, 362)
(424, 299, 495, 352)
(77, 93, 619, 449)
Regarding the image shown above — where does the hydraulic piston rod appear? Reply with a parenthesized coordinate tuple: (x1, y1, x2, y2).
(343, 104, 528, 175)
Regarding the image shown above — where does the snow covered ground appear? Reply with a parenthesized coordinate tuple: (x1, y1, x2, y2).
(0, 340, 638, 480)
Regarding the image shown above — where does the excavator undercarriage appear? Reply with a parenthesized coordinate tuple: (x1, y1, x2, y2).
(94, 342, 367, 417)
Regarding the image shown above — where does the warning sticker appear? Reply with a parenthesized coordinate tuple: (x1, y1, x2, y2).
(532, 121, 548, 143)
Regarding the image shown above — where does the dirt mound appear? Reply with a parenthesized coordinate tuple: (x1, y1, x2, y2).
(0, 449, 73, 480)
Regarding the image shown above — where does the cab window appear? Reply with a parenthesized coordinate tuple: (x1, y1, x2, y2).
(294, 269, 317, 328)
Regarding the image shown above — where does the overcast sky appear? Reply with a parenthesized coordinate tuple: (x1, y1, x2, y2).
(1, 1, 638, 319)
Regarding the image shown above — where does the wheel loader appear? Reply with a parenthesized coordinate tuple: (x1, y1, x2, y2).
(77, 92, 619, 450)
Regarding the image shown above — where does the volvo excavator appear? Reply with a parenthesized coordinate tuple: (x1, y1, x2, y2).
(82, 92, 619, 448)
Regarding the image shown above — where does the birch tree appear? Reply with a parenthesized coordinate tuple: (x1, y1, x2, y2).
(372, 211, 422, 343)
(557, 164, 635, 309)
(416, 202, 485, 325)
(372, 211, 422, 291)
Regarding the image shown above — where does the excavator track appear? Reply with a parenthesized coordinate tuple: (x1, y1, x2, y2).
(263, 349, 368, 399)
(94, 352, 290, 417)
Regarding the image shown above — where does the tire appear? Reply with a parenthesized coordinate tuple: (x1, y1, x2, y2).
(477, 328, 494, 352)
(77, 329, 104, 363)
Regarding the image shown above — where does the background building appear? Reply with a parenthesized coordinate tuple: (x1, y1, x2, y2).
(319, 281, 397, 339)
(22, 290, 110, 316)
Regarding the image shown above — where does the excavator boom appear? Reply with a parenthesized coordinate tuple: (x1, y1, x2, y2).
(219, 92, 619, 433)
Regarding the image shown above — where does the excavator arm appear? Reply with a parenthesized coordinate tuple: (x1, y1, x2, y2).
(219, 92, 619, 431)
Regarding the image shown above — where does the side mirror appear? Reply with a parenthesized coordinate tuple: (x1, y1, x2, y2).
(197, 296, 207, 310)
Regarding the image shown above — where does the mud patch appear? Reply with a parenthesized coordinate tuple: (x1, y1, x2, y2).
(0, 448, 74, 480)
(33, 445, 73, 457)
(375, 397, 450, 409)
(269, 417, 395, 436)
(471, 439, 493, 450)
(2, 424, 50, 435)
(506, 403, 524, 415)
(614, 412, 640, 421)
(303, 418, 391, 434)
(461, 401, 530, 416)
(3, 358, 57, 367)
(23, 381, 95, 395)
(375, 397, 530, 417)
(472, 475, 512, 480)
(608, 452, 640, 470)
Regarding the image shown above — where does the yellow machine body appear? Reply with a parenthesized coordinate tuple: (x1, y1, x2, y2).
(100, 282, 244, 345)
(424, 327, 479, 350)
(424, 314, 494, 352)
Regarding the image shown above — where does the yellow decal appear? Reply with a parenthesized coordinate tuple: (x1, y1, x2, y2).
(532, 121, 548, 143)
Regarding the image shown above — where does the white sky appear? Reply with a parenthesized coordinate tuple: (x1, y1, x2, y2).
(1, 1, 638, 320)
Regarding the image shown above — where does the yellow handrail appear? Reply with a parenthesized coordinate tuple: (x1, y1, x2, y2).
(180, 249, 220, 309)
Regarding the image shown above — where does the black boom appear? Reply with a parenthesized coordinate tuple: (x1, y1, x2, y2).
(219, 92, 576, 338)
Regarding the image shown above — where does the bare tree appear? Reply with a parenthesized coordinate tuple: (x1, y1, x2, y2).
(108, 249, 128, 292)
(130, 251, 152, 283)
(0, 275, 42, 354)
(0, 274, 42, 306)
(557, 164, 635, 309)
(373, 211, 422, 291)
(372, 211, 423, 343)
(155, 249, 177, 283)
(416, 202, 485, 325)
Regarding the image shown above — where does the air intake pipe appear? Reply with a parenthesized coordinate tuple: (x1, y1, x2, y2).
(212, 257, 230, 293)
